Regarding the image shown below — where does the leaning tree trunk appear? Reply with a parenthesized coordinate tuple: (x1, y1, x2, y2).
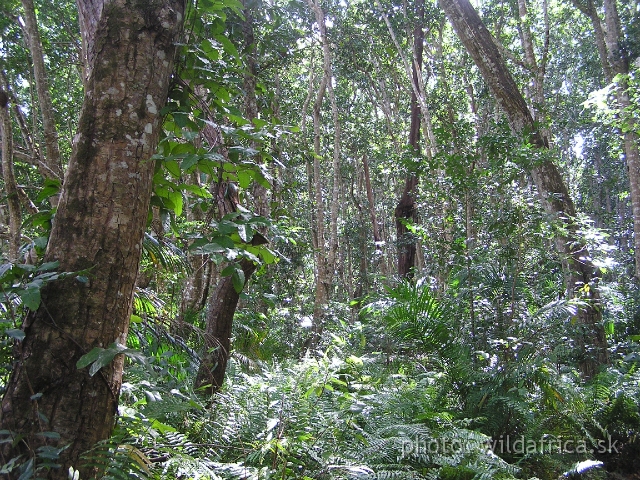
(440, 0, 608, 378)
(194, 255, 257, 395)
(0, 0, 184, 477)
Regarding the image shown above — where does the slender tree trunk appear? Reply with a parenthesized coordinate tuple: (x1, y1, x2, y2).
(194, 257, 256, 394)
(305, 0, 341, 348)
(602, 0, 640, 281)
(194, 2, 267, 393)
(394, 0, 425, 279)
(0, 1, 184, 477)
(362, 154, 385, 271)
(20, 0, 63, 181)
(0, 89, 22, 262)
(572, 0, 640, 280)
(570, 0, 613, 82)
(440, 0, 608, 377)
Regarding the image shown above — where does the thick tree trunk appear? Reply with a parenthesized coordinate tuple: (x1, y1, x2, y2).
(20, 0, 63, 181)
(395, 0, 425, 279)
(0, 1, 184, 477)
(0, 90, 22, 262)
(440, 0, 607, 377)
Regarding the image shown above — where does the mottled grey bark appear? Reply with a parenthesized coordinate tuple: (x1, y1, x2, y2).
(0, 0, 185, 477)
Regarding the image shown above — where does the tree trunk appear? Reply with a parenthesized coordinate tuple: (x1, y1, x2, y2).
(395, 0, 425, 279)
(305, 0, 341, 349)
(362, 154, 385, 272)
(572, 0, 640, 281)
(20, 0, 63, 181)
(194, 257, 257, 395)
(602, 0, 640, 281)
(440, 0, 608, 377)
(193, 1, 268, 393)
(0, 1, 184, 477)
(0, 89, 22, 262)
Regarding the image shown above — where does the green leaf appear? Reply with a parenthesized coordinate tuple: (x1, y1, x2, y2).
(164, 159, 181, 178)
(6, 329, 25, 341)
(221, 264, 236, 277)
(168, 191, 183, 216)
(181, 154, 200, 171)
(37, 178, 61, 203)
(181, 184, 212, 198)
(232, 267, 245, 293)
(237, 224, 248, 243)
(88, 346, 124, 377)
(19, 287, 41, 310)
(237, 170, 252, 189)
(36, 261, 59, 272)
(76, 346, 107, 370)
(214, 34, 240, 64)
(605, 321, 615, 336)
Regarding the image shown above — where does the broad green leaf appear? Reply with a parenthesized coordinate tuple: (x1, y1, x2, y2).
(181, 154, 200, 171)
(76, 346, 107, 370)
(237, 224, 248, 242)
(232, 268, 245, 293)
(221, 264, 236, 277)
(37, 178, 62, 202)
(181, 184, 212, 198)
(214, 34, 240, 64)
(37, 261, 59, 272)
(88, 345, 125, 377)
(19, 287, 41, 311)
(168, 191, 183, 216)
(164, 159, 181, 178)
(237, 169, 252, 189)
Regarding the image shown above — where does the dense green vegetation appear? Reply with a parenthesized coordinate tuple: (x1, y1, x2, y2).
(1, 0, 640, 478)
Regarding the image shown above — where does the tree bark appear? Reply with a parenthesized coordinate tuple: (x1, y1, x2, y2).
(394, 0, 425, 279)
(305, 0, 341, 348)
(20, 0, 63, 181)
(0, 0, 184, 477)
(194, 257, 257, 395)
(440, 0, 608, 377)
(0, 89, 22, 262)
(362, 154, 385, 266)
(193, 1, 267, 393)
(602, 0, 640, 281)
